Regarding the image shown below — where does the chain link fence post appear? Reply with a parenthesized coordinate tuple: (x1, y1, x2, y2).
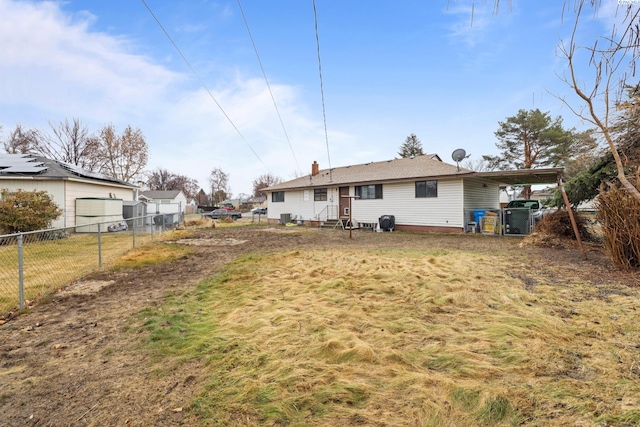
(98, 223, 102, 269)
(18, 233, 24, 310)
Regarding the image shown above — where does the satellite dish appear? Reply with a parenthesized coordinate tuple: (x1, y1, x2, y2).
(451, 148, 469, 171)
(452, 149, 467, 162)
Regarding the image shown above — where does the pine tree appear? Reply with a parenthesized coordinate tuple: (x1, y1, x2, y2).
(398, 134, 424, 158)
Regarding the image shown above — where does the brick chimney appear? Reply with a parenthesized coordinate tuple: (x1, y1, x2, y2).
(311, 161, 319, 176)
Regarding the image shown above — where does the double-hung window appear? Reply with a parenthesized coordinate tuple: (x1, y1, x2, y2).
(355, 184, 382, 199)
(272, 191, 285, 202)
(415, 180, 437, 198)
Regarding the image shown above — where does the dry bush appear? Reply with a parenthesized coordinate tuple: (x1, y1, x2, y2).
(595, 181, 640, 269)
(522, 210, 593, 249)
(535, 210, 592, 241)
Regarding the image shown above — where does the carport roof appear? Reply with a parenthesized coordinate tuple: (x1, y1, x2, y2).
(474, 168, 563, 186)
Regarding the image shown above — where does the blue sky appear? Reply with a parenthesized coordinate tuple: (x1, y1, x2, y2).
(0, 0, 625, 196)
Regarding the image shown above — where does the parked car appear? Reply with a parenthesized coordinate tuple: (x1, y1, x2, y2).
(251, 207, 267, 215)
(203, 209, 242, 220)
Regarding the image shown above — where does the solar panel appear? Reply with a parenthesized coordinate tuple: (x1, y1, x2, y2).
(59, 162, 121, 182)
(0, 154, 48, 173)
(0, 166, 48, 173)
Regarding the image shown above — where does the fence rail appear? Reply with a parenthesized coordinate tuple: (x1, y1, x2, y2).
(0, 212, 183, 316)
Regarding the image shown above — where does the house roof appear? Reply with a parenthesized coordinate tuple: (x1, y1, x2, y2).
(0, 154, 134, 187)
(140, 190, 184, 200)
(266, 155, 473, 191)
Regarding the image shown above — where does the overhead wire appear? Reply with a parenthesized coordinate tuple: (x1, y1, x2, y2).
(237, 0, 301, 176)
(312, 0, 333, 178)
(140, 0, 271, 173)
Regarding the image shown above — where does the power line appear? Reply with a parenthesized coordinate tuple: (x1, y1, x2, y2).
(312, 0, 333, 177)
(140, 0, 271, 173)
(237, 0, 301, 176)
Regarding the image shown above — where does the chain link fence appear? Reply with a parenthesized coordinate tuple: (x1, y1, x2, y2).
(0, 212, 183, 315)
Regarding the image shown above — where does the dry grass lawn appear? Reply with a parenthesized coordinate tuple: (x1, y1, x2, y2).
(140, 246, 640, 426)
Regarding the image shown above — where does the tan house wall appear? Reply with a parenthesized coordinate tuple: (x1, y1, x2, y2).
(0, 178, 134, 228)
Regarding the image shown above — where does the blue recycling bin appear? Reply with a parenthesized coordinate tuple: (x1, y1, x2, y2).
(473, 209, 486, 225)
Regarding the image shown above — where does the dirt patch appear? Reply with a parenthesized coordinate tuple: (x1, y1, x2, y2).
(174, 237, 248, 246)
(56, 280, 116, 297)
(0, 226, 635, 426)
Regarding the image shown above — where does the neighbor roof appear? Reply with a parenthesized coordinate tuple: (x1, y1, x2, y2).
(0, 154, 134, 187)
(140, 190, 184, 200)
(266, 155, 473, 191)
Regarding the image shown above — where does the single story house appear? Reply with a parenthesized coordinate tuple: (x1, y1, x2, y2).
(264, 155, 562, 233)
(139, 190, 187, 215)
(0, 154, 136, 229)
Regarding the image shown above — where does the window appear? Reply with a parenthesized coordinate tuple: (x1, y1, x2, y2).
(355, 184, 382, 199)
(272, 191, 285, 203)
(314, 188, 328, 201)
(416, 180, 438, 198)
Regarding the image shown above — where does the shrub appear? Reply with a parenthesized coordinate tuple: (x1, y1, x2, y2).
(0, 189, 62, 234)
(595, 182, 640, 269)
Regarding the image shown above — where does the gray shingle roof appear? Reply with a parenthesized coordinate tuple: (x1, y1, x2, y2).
(0, 154, 134, 187)
(140, 190, 183, 200)
(267, 155, 473, 191)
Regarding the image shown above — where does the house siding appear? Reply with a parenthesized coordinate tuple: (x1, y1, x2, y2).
(268, 179, 466, 229)
(268, 188, 340, 222)
(0, 178, 133, 228)
(351, 180, 463, 228)
(66, 180, 134, 228)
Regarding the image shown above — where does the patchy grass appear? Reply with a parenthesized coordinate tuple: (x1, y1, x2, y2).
(139, 248, 640, 425)
(0, 228, 192, 313)
(110, 243, 193, 270)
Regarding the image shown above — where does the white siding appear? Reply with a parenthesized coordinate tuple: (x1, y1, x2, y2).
(462, 178, 501, 210)
(351, 180, 464, 227)
(269, 179, 465, 228)
(267, 187, 341, 221)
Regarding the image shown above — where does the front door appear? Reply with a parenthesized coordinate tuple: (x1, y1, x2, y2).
(339, 187, 349, 217)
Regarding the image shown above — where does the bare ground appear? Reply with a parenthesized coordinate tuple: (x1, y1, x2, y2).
(0, 225, 636, 426)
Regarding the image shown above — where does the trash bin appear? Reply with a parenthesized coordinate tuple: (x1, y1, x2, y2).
(473, 209, 486, 226)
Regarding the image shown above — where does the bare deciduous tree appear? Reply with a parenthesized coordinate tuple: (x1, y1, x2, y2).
(209, 167, 230, 205)
(555, 0, 640, 202)
(252, 173, 282, 198)
(37, 118, 100, 170)
(3, 124, 41, 154)
(146, 168, 199, 198)
(96, 124, 149, 183)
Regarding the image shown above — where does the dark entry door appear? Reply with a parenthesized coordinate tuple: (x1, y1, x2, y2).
(339, 187, 349, 217)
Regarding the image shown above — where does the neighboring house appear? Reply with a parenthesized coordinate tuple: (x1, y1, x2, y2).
(248, 195, 267, 208)
(186, 197, 198, 214)
(0, 154, 136, 229)
(265, 155, 562, 233)
(139, 190, 187, 215)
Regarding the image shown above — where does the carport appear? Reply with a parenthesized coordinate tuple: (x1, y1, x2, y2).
(473, 167, 587, 259)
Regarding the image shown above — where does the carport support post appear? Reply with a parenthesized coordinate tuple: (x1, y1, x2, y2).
(558, 177, 587, 260)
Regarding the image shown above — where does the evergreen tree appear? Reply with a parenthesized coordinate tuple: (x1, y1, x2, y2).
(398, 134, 424, 158)
(483, 109, 575, 198)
